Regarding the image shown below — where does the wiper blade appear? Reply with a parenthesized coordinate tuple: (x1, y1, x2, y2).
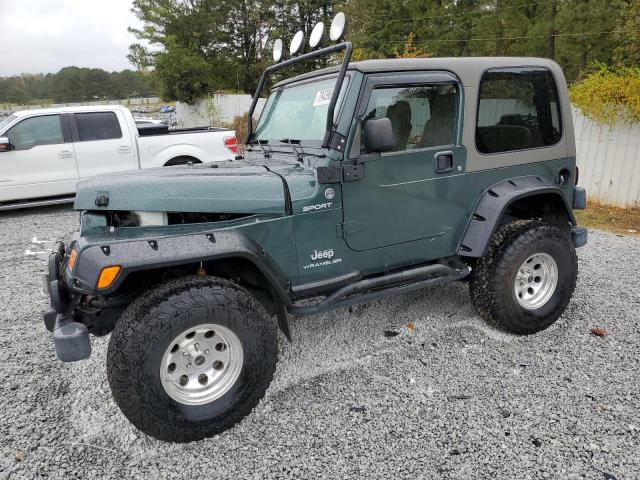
(279, 139, 303, 162)
(248, 139, 271, 158)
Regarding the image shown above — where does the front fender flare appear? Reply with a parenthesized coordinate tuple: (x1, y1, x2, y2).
(68, 230, 292, 305)
(457, 176, 575, 258)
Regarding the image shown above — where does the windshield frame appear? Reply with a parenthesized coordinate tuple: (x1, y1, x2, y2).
(253, 73, 352, 149)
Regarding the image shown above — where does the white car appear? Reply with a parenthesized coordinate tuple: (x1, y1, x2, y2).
(0, 105, 237, 210)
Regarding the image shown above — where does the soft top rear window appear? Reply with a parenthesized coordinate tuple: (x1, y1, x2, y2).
(476, 67, 562, 154)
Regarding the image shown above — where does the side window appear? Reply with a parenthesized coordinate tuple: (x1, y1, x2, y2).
(476, 68, 562, 154)
(6, 115, 64, 150)
(363, 83, 458, 153)
(75, 112, 122, 141)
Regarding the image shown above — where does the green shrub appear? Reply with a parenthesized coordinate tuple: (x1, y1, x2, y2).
(569, 63, 640, 125)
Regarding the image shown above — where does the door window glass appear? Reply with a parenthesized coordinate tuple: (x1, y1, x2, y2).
(6, 115, 64, 150)
(476, 68, 562, 154)
(363, 83, 458, 152)
(75, 112, 122, 141)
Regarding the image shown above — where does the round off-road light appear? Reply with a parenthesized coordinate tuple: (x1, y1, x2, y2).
(290, 30, 305, 55)
(272, 38, 284, 62)
(330, 12, 348, 42)
(309, 22, 325, 48)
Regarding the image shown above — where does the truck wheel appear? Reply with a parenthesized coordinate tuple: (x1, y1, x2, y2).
(106, 276, 277, 442)
(469, 220, 577, 334)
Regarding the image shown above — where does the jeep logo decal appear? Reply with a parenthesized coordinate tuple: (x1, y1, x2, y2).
(310, 249, 334, 261)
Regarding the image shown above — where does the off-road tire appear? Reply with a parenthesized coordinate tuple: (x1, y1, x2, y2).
(469, 220, 578, 334)
(107, 276, 278, 442)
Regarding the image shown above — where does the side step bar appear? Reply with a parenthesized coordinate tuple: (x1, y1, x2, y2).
(289, 263, 470, 316)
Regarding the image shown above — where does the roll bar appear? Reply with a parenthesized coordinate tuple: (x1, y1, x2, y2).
(246, 41, 353, 149)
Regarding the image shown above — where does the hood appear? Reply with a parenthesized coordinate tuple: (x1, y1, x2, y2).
(74, 161, 289, 214)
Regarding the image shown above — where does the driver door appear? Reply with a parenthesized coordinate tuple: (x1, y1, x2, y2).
(341, 72, 468, 253)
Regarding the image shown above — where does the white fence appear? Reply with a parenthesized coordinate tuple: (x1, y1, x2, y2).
(573, 109, 640, 209)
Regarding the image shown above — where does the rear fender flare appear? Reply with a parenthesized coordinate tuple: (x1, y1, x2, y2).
(457, 175, 575, 258)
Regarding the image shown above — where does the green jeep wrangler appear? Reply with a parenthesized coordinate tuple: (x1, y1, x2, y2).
(32, 17, 587, 442)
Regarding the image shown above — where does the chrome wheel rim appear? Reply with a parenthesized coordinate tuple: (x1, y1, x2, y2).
(160, 324, 243, 406)
(514, 252, 558, 310)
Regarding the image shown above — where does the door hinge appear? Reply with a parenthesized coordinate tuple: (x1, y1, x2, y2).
(341, 164, 364, 182)
(318, 165, 364, 184)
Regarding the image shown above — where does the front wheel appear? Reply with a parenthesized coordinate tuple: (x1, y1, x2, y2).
(469, 220, 578, 334)
(107, 276, 278, 442)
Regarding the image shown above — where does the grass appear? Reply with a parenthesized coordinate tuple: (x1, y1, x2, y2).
(575, 201, 640, 237)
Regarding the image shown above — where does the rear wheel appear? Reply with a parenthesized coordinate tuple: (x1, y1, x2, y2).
(107, 276, 278, 442)
(469, 220, 578, 334)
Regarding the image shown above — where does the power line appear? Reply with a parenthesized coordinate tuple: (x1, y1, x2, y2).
(365, 0, 568, 24)
(373, 29, 640, 44)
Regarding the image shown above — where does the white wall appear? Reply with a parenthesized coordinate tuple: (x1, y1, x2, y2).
(176, 94, 266, 128)
(573, 108, 640, 209)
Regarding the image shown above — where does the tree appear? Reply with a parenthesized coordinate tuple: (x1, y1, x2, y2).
(614, 0, 640, 65)
(0, 68, 161, 105)
(342, 0, 636, 83)
(129, 0, 335, 101)
(556, 0, 623, 80)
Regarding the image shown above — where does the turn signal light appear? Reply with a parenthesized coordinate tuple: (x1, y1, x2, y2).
(96, 266, 121, 290)
(67, 249, 78, 271)
(224, 136, 238, 154)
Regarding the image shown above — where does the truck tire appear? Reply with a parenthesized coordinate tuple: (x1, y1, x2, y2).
(106, 276, 278, 442)
(469, 220, 577, 334)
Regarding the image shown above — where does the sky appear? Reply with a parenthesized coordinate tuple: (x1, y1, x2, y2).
(0, 0, 145, 76)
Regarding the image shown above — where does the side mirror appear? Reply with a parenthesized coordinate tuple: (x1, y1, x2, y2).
(363, 117, 394, 153)
(0, 137, 13, 152)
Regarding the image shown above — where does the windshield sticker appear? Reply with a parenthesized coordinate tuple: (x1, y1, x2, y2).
(313, 88, 334, 107)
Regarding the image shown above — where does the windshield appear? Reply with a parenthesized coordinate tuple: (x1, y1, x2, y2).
(0, 114, 17, 133)
(254, 76, 349, 143)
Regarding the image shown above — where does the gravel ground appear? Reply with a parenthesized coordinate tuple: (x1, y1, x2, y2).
(1, 205, 639, 480)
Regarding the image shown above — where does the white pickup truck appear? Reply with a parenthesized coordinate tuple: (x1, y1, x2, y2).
(0, 105, 237, 210)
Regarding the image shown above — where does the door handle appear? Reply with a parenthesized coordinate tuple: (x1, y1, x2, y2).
(434, 150, 454, 173)
(117, 145, 132, 154)
(58, 150, 73, 159)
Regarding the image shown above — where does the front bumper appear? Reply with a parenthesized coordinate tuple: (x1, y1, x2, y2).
(44, 241, 92, 362)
